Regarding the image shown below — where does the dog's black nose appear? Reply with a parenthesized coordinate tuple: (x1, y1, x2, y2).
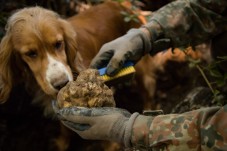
(53, 79, 69, 90)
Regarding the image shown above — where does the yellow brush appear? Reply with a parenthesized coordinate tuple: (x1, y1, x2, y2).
(98, 62, 136, 86)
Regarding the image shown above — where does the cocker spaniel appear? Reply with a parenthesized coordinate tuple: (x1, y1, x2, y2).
(0, 2, 142, 150)
(0, 1, 141, 115)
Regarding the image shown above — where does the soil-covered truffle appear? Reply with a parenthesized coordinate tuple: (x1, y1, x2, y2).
(57, 69, 115, 108)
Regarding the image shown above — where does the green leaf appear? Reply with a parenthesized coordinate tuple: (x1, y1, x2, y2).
(113, 0, 124, 3)
(213, 89, 220, 96)
(124, 17, 131, 22)
(224, 73, 227, 80)
(188, 62, 196, 68)
(178, 47, 187, 51)
(217, 56, 227, 60)
(132, 17, 139, 23)
(120, 11, 128, 16)
(187, 57, 201, 64)
(216, 79, 225, 87)
(209, 69, 223, 78)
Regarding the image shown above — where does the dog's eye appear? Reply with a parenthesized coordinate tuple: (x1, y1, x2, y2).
(55, 41, 62, 50)
(25, 50, 37, 58)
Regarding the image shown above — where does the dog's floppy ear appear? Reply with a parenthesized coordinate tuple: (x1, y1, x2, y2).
(0, 30, 27, 103)
(59, 19, 78, 74)
(0, 33, 15, 103)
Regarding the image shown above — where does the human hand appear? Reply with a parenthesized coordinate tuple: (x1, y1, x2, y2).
(52, 101, 139, 147)
(90, 28, 152, 76)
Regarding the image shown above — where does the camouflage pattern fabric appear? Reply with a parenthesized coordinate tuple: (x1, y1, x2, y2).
(130, 1, 227, 150)
(131, 105, 227, 150)
(146, 0, 227, 49)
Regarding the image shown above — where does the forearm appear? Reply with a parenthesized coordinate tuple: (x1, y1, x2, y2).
(131, 105, 227, 150)
(143, 0, 227, 50)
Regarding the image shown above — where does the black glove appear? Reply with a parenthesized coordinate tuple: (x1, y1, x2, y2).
(90, 28, 152, 76)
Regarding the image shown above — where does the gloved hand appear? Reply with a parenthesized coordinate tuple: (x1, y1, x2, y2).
(52, 101, 139, 147)
(90, 28, 152, 76)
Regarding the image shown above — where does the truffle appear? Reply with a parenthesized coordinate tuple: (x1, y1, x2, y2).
(57, 69, 115, 108)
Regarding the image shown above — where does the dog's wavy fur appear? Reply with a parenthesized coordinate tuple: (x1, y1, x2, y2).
(0, 2, 140, 116)
(0, 6, 79, 114)
(0, 2, 141, 150)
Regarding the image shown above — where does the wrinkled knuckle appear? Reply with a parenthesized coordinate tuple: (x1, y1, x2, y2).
(111, 58, 122, 68)
(101, 43, 110, 50)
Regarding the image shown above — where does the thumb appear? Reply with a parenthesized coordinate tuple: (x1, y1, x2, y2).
(151, 38, 171, 55)
(106, 52, 128, 76)
(61, 120, 91, 131)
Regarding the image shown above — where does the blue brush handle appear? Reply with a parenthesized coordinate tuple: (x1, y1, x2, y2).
(98, 61, 134, 76)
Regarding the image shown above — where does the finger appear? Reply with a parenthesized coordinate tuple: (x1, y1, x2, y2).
(58, 107, 130, 117)
(90, 49, 114, 69)
(106, 51, 128, 76)
(152, 38, 171, 54)
(52, 100, 60, 113)
(62, 120, 91, 131)
(57, 107, 92, 117)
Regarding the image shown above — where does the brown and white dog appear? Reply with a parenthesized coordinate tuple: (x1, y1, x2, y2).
(0, 2, 141, 150)
(0, 1, 141, 115)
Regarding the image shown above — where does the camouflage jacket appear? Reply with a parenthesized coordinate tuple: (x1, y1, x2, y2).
(130, 0, 227, 150)
(131, 105, 227, 150)
(145, 0, 227, 49)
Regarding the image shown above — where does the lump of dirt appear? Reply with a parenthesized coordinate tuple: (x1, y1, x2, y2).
(57, 69, 115, 108)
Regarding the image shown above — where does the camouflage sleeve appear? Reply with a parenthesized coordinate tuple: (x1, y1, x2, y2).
(131, 105, 227, 150)
(144, 0, 227, 49)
